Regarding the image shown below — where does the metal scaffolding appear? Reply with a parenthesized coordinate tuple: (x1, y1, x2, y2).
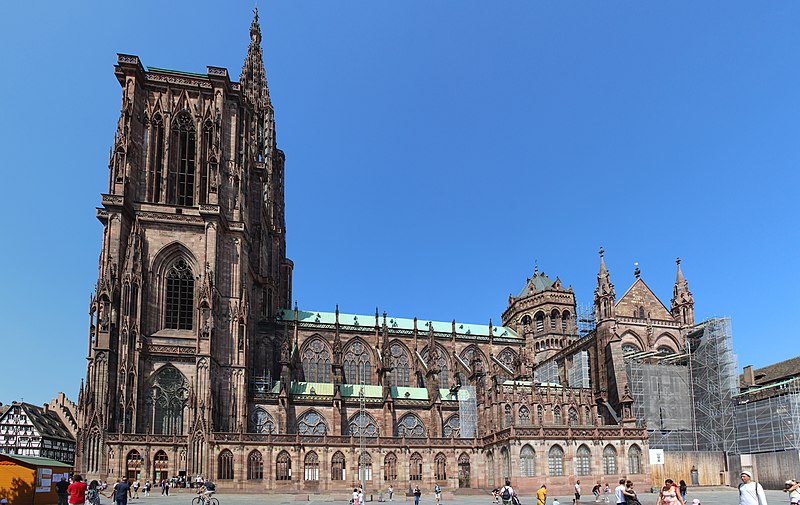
(624, 317, 738, 452)
(577, 304, 596, 339)
(734, 376, 800, 453)
(535, 360, 559, 384)
(568, 351, 590, 388)
(458, 385, 477, 438)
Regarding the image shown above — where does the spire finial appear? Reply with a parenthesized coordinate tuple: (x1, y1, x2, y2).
(634, 262, 640, 279)
(599, 246, 604, 258)
(676, 257, 681, 266)
(534, 259, 539, 274)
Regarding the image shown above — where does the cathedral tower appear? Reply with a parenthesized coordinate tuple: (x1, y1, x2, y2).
(76, 10, 292, 480)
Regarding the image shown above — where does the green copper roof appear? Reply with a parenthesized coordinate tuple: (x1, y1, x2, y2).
(341, 384, 383, 398)
(1, 455, 72, 468)
(147, 67, 209, 78)
(290, 382, 334, 396)
(518, 269, 555, 298)
(391, 386, 428, 400)
(278, 309, 520, 339)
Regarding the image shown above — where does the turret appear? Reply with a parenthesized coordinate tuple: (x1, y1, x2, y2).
(594, 247, 616, 322)
(671, 258, 695, 326)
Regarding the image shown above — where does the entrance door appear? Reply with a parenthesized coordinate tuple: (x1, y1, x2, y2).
(153, 451, 169, 482)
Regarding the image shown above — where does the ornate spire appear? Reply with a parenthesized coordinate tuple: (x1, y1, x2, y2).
(240, 8, 272, 111)
(594, 246, 616, 321)
(671, 257, 694, 326)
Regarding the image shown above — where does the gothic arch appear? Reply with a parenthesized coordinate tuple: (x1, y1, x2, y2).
(421, 343, 452, 388)
(347, 411, 379, 438)
(249, 408, 276, 434)
(496, 347, 518, 373)
(619, 330, 646, 351)
(343, 337, 375, 385)
(395, 413, 426, 438)
(653, 333, 681, 353)
(387, 339, 412, 387)
(443, 414, 461, 438)
(150, 364, 189, 435)
(150, 242, 199, 279)
(299, 336, 332, 383)
(459, 345, 488, 375)
(296, 409, 328, 436)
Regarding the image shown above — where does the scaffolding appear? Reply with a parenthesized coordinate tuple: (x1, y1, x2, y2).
(458, 385, 477, 438)
(688, 317, 738, 452)
(624, 317, 738, 452)
(734, 376, 800, 453)
(568, 351, 590, 388)
(577, 304, 596, 339)
(535, 360, 559, 384)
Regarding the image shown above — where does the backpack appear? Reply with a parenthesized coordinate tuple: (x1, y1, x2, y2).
(739, 482, 763, 505)
(206, 482, 216, 491)
(502, 487, 512, 500)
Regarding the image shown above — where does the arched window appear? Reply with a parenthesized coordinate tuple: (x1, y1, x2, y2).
(344, 340, 372, 385)
(460, 346, 486, 375)
(126, 450, 141, 480)
(443, 414, 461, 438)
(628, 445, 642, 474)
(519, 406, 531, 426)
(297, 410, 327, 436)
(85, 429, 102, 474)
(621, 343, 640, 354)
(348, 412, 379, 438)
(151, 365, 189, 435)
(147, 114, 165, 203)
(168, 111, 196, 206)
(602, 445, 617, 475)
(458, 453, 471, 488)
(584, 406, 592, 425)
(165, 259, 194, 330)
(331, 451, 346, 481)
(358, 452, 372, 482)
(576, 445, 591, 476)
(550, 309, 559, 330)
(553, 406, 562, 425)
(199, 121, 213, 205)
(537, 405, 543, 425)
(435, 453, 447, 481)
(250, 409, 276, 434)
(409, 452, 423, 481)
(190, 433, 205, 477)
(486, 451, 494, 487)
(521, 314, 532, 326)
(153, 450, 168, 482)
(638, 306, 645, 319)
(384, 453, 397, 481)
(248, 450, 263, 480)
(562, 311, 570, 331)
(304, 451, 319, 481)
(520, 445, 535, 477)
(504, 405, 513, 428)
(301, 339, 331, 383)
(548, 445, 564, 476)
(657, 346, 673, 355)
(218, 450, 234, 480)
(497, 348, 517, 380)
(569, 407, 579, 426)
(396, 414, 425, 438)
(389, 343, 411, 387)
(422, 345, 450, 389)
(276, 451, 291, 480)
(500, 447, 511, 480)
(535, 312, 545, 333)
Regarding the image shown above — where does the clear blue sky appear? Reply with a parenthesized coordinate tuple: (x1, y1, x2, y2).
(1, 1, 798, 406)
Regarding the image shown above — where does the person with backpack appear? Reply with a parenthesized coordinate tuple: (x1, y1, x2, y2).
(739, 472, 768, 505)
(434, 484, 442, 504)
(413, 486, 422, 505)
(501, 480, 515, 505)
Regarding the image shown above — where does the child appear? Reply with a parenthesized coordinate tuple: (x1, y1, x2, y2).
(554, 498, 561, 505)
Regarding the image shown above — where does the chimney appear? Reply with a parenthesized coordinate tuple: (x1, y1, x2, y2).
(743, 365, 755, 386)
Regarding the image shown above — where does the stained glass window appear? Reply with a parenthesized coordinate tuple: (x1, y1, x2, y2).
(389, 344, 411, 387)
(460, 347, 486, 374)
(504, 405, 512, 428)
(569, 407, 579, 426)
(409, 452, 423, 481)
(519, 406, 531, 426)
(218, 450, 234, 480)
(603, 445, 617, 475)
(396, 414, 425, 438)
(165, 259, 194, 330)
(151, 365, 189, 435)
(248, 450, 263, 480)
(344, 340, 372, 385)
(348, 412, 379, 438)
(548, 445, 564, 476)
(520, 445, 535, 477)
(168, 112, 196, 206)
(297, 410, 327, 436)
(576, 445, 591, 476)
(628, 445, 642, 474)
(302, 339, 331, 383)
(250, 409, 275, 434)
(443, 414, 461, 438)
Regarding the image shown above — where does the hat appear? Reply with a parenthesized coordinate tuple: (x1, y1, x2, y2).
(787, 481, 796, 486)
(1, 499, 7, 504)
(741, 471, 753, 479)
(692, 500, 700, 505)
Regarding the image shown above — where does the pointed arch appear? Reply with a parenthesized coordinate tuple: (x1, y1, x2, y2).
(396, 413, 426, 438)
(297, 409, 328, 435)
(146, 112, 166, 203)
(500, 447, 511, 480)
(548, 445, 564, 476)
(247, 450, 263, 480)
(496, 347, 518, 380)
(153, 450, 169, 482)
(575, 444, 591, 476)
(384, 452, 397, 482)
(459, 345, 487, 375)
(276, 450, 292, 480)
(409, 452, 423, 481)
(568, 406, 579, 426)
(343, 337, 373, 385)
(458, 453, 471, 488)
(387, 339, 411, 387)
(504, 404, 513, 428)
(126, 450, 142, 480)
(218, 449, 234, 480)
(552, 405, 562, 425)
(331, 451, 346, 481)
(434, 452, 447, 481)
(300, 336, 332, 383)
(620, 330, 646, 353)
(628, 444, 642, 474)
(520, 445, 535, 477)
(518, 405, 531, 426)
(249, 408, 275, 434)
(304, 451, 319, 481)
(602, 445, 617, 475)
(150, 364, 189, 435)
(358, 451, 372, 481)
(654, 333, 681, 353)
(421, 343, 451, 389)
(348, 411, 379, 438)
(168, 110, 196, 206)
(443, 414, 461, 438)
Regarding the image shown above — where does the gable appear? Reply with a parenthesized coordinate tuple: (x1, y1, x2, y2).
(615, 279, 672, 320)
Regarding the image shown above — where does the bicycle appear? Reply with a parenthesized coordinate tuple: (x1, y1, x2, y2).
(192, 494, 219, 505)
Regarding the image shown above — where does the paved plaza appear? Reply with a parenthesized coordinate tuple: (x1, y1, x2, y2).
(119, 488, 791, 505)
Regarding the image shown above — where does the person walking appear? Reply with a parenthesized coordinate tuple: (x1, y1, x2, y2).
(413, 486, 422, 505)
(784, 480, 800, 505)
(68, 475, 88, 505)
(623, 481, 640, 505)
(132, 481, 140, 500)
(388, 485, 393, 502)
(352, 488, 359, 505)
(536, 484, 547, 505)
(657, 480, 685, 505)
(434, 484, 442, 505)
(739, 472, 767, 505)
(592, 483, 601, 503)
(86, 481, 101, 505)
(615, 480, 627, 505)
(575, 480, 582, 505)
(500, 480, 515, 505)
(112, 479, 131, 505)
(679, 481, 687, 502)
(57, 477, 70, 505)
(604, 484, 611, 503)
(144, 482, 151, 497)
(164, 479, 170, 497)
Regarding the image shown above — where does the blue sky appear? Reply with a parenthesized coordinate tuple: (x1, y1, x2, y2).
(1, 1, 798, 406)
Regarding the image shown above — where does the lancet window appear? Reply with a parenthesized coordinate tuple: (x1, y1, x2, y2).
(520, 445, 535, 477)
(248, 451, 263, 480)
(331, 451, 346, 481)
(348, 412, 379, 438)
(168, 112, 196, 206)
(576, 445, 591, 476)
(443, 414, 461, 438)
(301, 339, 331, 383)
(297, 410, 327, 436)
(396, 414, 425, 438)
(389, 343, 411, 387)
(548, 445, 564, 476)
(344, 340, 372, 385)
(165, 259, 194, 330)
(147, 114, 165, 203)
(422, 345, 449, 388)
(218, 450, 234, 480)
(151, 365, 189, 435)
(249, 409, 275, 434)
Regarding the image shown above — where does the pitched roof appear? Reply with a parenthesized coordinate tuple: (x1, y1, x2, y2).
(517, 270, 555, 298)
(742, 355, 800, 387)
(17, 403, 75, 441)
(0, 454, 72, 468)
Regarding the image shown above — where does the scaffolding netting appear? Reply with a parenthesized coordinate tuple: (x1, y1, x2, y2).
(735, 377, 800, 453)
(535, 360, 559, 384)
(568, 350, 590, 388)
(458, 385, 477, 438)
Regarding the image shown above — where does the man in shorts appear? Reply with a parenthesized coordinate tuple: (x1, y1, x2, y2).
(575, 480, 581, 505)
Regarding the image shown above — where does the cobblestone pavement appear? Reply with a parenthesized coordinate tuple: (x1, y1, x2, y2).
(117, 488, 791, 505)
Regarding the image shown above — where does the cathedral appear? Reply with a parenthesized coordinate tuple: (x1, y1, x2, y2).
(76, 11, 697, 494)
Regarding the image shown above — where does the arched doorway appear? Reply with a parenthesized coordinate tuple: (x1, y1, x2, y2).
(458, 453, 470, 488)
(153, 450, 169, 482)
(126, 450, 142, 480)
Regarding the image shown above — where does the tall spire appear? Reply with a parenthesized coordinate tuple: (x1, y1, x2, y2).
(594, 246, 616, 322)
(240, 7, 272, 110)
(671, 257, 694, 326)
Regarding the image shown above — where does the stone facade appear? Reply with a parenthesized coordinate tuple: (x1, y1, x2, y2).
(75, 10, 699, 495)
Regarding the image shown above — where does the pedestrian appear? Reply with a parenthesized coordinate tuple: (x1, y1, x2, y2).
(164, 479, 170, 497)
(112, 479, 131, 505)
(784, 480, 800, 505)
(537, 485, 547, 505)
(575, 480, 581, 505)
(657, 480, 685, 505)
(739, 472, 767, 505)
(592, 483, 601, 503)
(69, 475, 88, 505)
(493, 488, 501, 505)
(623, 481, 640, 505)
(679, 481, 687, 502)
(388, 485, 393, 502)
(87, 481, 101, 505)
(434, 484, 442, 504)
(500, 480, 515, 505)
(615, 480, 627, 505)
(133, 481, 140, 499)
(359, 487, 365, 505)
(414, 486, 422, 505)
(57, 477, 70, 505)
(554, 499, 560, 505)
(352, 488, 359, 505)
(604, 484, 610, 503)
(144, 481, 151, 497)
